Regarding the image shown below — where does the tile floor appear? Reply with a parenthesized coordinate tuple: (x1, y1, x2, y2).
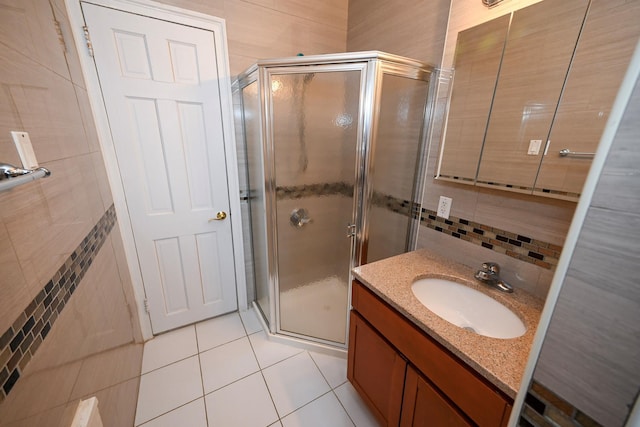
(134, 309, 381, 426)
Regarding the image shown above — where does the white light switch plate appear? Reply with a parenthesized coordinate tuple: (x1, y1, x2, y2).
(11, 131, 38, 169)
(528, 139, 542, 155)
(437, 196, 452, 219)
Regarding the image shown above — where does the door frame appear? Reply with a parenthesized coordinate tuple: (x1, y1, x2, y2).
(64, 0, 247, 340)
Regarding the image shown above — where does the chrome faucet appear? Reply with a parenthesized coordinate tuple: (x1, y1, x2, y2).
(474, 262, 513, 293)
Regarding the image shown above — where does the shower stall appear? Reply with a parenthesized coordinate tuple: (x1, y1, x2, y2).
(234, 51, 436, 349)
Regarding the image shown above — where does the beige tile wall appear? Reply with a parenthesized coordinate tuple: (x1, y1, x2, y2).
(346, 0, 451, 66)
(0, 0, 142, 423)
(156, 0, 349, 75)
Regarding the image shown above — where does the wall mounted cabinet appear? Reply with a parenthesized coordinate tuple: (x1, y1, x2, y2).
(437, 0, 640, 201)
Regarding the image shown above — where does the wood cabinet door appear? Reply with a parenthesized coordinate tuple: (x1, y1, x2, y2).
(400, 365, 472, 427)
(348, 311, 406, 426)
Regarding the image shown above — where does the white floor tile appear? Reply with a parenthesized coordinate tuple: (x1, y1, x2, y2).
(200, 336, 259, 393)
(309, 351, 348, 389)
(134, 356, 203, 425)
(262, 352, 331, 417)
(138, 398, 207, 427)
(196, 312, 246, 352)
(248, 331, 304, 369)
(141, 325, 198, 374)
(281, 392, 354, 427)
(240, 308, 263, 335)
(205, 372, 278, 427)
(334, 381, 381, 427)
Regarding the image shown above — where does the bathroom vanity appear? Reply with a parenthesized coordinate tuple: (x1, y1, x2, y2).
(347, 250, 542, 426)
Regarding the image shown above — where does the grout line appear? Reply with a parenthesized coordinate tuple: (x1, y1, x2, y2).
(193, 323, 209, 427)
(134, 397, 203, 427)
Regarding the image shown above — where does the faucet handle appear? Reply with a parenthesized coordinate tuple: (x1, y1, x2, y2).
(482, 262, 500, 274)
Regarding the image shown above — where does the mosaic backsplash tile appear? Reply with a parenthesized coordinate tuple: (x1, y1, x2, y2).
(419, 208, 561, 270)
(0, 205, 117, 401)
(520, 381, 603, 427)
(273, 182, 561, 270)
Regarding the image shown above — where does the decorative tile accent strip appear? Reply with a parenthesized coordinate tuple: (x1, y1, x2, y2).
(0, 205, 117, 400)
(520, 381, 603, 427)
(419, 208, 561, 270)
(276, 182, 353, 200)
(272, 183, 560, 269)
(439, 174, 581, 199)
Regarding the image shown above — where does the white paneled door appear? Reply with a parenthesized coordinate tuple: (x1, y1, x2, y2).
(82, 3, 237, 333)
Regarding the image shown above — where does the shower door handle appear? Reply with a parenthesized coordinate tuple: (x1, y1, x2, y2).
(346, 224, 356, 238)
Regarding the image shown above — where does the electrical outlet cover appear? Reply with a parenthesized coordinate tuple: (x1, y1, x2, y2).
(437, 196, 452, 219)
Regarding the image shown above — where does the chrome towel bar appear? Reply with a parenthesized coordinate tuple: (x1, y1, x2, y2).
(558, 148, 595, 158)
(0, 163, 51, 193)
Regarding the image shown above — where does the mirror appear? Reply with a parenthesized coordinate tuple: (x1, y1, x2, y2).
(438, 14, 510, 182)
(437, 0, 640, 201)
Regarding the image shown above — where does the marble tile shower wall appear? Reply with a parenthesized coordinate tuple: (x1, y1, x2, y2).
(0, 1, 141, 425)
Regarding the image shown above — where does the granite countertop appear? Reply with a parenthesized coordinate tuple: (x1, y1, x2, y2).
(352, 249, 543, 398)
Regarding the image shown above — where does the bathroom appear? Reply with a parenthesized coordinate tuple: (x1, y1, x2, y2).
(0, 0, 638, 426)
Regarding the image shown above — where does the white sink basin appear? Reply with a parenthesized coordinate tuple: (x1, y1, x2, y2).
(411, 278, 526, 339)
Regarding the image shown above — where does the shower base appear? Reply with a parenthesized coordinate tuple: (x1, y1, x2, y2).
(279, 276, 349, 345)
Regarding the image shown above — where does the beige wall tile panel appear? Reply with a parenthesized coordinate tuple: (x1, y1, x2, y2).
(0, 222, 29, 333)
(24, 237, 135, 372)
(108, 227, 144, 342)
(0, 0, 69, 79)
(274, 0, 348, 30)
(0, 359, 83, 423)
(8, 75, 90, 164)
(346, 0, 450, 66)
(70, 343, 143, 401)
(50, 0, 86, 88)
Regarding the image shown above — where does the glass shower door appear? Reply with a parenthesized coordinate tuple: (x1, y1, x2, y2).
(268, 67, 362, 345)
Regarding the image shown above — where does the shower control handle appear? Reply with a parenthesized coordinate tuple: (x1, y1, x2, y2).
(290, 208, 312, 228)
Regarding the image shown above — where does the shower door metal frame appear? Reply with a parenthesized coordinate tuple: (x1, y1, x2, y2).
(359, 60, 436, 262)
(235, 52, 437, 350)
(261, 62, 370, 348)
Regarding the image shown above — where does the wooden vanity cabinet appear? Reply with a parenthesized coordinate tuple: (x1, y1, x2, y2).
(347, 280, 512, 427)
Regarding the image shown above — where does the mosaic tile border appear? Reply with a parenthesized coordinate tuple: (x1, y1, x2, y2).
(438, 175, 581, 199)
(276, 182, 353, 200)
(0, 205, 117, 401)
(520, 381, 602, 427)
(418, 208, 561, 270)
(272, 183, 561, 270)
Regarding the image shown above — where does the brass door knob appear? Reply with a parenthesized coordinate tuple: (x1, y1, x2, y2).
(209, 211, 227, 221)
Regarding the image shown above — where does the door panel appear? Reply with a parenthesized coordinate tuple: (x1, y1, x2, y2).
(83, 3, 237, 333)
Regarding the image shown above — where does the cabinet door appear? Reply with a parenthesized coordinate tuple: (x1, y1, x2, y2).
(347, 311, 406, 426)
(476, 0, 589, 189)
(534, 0, 640, 197)
(400, 365, 472, 427)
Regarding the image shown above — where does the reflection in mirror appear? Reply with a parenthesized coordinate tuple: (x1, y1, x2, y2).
(476, 0, 589, 190)
(533, 0, 640, 197)
(437, 15, 510, 183)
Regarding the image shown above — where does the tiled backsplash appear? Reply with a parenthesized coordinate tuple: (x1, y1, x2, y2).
(0, 205, 117, 400)
(520, 381, 602, 427)
(419, 208, 561, 270)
